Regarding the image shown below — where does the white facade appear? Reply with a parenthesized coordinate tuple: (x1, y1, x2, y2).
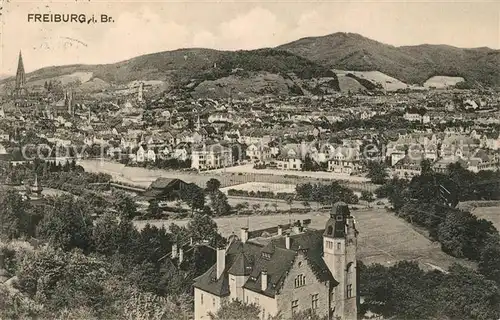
(191, 145, 233, 170)
(194, 288, 225, 320)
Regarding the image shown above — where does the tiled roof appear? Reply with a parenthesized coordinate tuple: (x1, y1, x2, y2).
(193, 240, 263, 296)
(149, 178, 179, 189)
(194, 227, 340, 299)
(270, 230, 337, 285)
(193, 264, 231, 297)
(242, 245, 297, 297)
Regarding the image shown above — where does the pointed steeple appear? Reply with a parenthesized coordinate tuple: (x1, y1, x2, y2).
(15, 51, 26, 90)
(195, 113, 201, 131)
(32, 174, 43, 195)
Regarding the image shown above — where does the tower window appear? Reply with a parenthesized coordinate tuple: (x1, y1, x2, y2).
(327, 226, 333, 235)
(336, 215, 343, 221)
(201, 293, 203, 305)
(347, 284, 353, 298)
(311, 294, 319, 309)
(295, 274, 306, 288)
(291, 300, 299, 314)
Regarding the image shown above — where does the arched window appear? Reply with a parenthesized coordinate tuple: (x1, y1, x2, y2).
(346, 262, 354, 274)
(327, 225, 333, 235)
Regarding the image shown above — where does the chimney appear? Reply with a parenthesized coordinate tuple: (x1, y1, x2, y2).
(216, 247, 226, 279)
(178, 248, 184, 264)
(241, 227, 248, 243)
(285, 234, 291, 249)
(277, 225, 283, 236)
(171, 243, 178, 259)
(261, 270, 268, 291)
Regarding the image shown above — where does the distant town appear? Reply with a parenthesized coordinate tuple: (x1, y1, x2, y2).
(0, 45, 499, 320)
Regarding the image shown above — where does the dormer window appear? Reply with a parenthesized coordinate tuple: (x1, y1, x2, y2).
(262, 252, 271, 260)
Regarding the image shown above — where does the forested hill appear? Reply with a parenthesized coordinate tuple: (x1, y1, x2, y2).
(278, 32, 500, 87)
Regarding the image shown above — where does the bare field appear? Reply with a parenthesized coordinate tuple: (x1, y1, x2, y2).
(424, 76, 465, 89)
(134, 208, 472, 270)
(78, 160, 376, 192)
(334, 70, 408, 91)
(207, 164, 369, 183)
(221, 182, 297, 194)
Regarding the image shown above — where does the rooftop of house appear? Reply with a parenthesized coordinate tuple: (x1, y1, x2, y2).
(193, 203, 356, 298)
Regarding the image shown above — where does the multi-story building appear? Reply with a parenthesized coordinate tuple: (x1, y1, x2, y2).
(191, 143, 233, 170)
(276, 143, 308, 170)
(193, 202, 358, 320)
(393, 155, 422, 179)
(327, 147, 361, 175)
(246, 143, 271, 163)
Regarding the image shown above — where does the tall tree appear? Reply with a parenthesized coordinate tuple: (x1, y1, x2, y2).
(187, 214, 226, 248)
(209, 191, 230, 216)
(92, 213, 139, 257)
(180, 184, 205, 215)
(113, 190, 138, 220)
(206, 178, 221, 193)
(36, 195, 94, 252)
(479, 236, 500, 285)
(0, 189, 31, 239)
(366, 161, 389, 185)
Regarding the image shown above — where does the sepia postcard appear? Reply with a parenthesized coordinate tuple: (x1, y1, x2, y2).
(0, 0, 499, 319)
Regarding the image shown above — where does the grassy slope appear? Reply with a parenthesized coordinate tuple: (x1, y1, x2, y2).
(2, 48, 337, 87)
(134, 208, 474, 270)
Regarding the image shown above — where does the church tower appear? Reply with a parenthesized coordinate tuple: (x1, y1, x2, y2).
(14, 51, 27, 96)
(66, 90, 74, 116)
(31, 174, 43, 196)
(323, 202, 358, 320)
(137, 82, 144, 102)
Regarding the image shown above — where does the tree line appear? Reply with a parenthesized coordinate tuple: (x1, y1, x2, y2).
(0, 185, 226, 319)
(372, 160, 500, 312)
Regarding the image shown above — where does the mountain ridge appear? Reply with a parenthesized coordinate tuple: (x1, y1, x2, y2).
(2, 32, 498, 96)
(277, 32, 500, 86)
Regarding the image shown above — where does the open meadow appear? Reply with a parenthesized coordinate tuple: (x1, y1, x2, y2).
(78, 159, 376, 192)
(134, 208, 473, 271)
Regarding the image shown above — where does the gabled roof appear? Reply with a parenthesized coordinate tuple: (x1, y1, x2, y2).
(243, 245, 297, 297)
(270, 230, 337, 285)
(149, 177, 178, 189)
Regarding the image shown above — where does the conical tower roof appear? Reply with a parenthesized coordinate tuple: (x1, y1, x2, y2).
(15, 51, 26, 89)
(32, 174, 43, 194)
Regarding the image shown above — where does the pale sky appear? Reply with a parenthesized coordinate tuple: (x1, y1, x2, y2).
(1, 0, 499, 74)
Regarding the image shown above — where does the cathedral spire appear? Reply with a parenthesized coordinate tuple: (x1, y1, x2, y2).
(15, 51, 26, 90)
